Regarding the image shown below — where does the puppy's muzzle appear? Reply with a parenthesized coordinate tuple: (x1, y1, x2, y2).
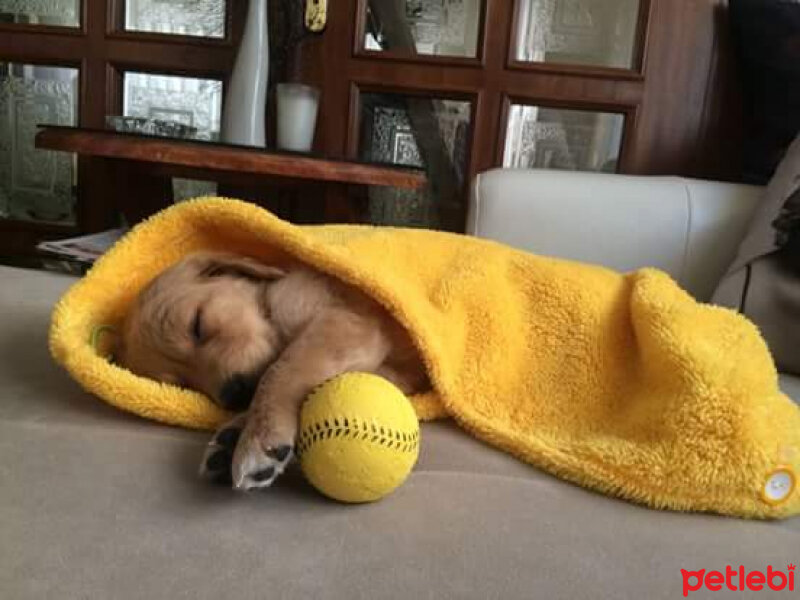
(219, 375, 259, 411)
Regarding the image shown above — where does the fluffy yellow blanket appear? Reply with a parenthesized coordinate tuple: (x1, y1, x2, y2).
(50, 198, 800, 519)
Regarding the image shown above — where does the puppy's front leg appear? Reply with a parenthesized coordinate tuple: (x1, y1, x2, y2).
(231, 308, 390, 490)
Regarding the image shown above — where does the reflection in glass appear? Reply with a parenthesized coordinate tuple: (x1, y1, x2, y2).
(514, 0, 640, 69)
(123, 72, 223, 200)
(503, 104, 624, 173)
(124, 0, 224, 38)
(0, 0, 79, 27)
(359, 93, 471, 228)
(364, 0, 481, 58)
(123, 72, 222, 136)
(0, 63, 78, 224)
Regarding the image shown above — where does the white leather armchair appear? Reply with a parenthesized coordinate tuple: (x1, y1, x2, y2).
(467, 168, 799, 399)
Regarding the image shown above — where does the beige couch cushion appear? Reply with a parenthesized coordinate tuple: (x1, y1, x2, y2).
(1, 266, 798, 599)
(468, 170, 763, 301)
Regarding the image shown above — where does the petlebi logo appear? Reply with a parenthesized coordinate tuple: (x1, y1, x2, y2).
(681, 564, 795, 596)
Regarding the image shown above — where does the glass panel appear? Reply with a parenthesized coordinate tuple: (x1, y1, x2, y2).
(358, 92, 471, 228)
(514, 0, 641, 69)
(363, 0, 482, 59)
(124, 0, 224, 38)
(0, 63, 78, 224)
(122, 72, 223, 200)
(0, 0, 79, 27)
(503, 104, 624, 172)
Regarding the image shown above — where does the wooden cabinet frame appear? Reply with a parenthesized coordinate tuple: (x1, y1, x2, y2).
(506, 0, 653, 80)
(0, 0, 244, 255)
(314, 0, 654, 231)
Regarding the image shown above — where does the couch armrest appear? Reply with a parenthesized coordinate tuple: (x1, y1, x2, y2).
(467, 169, 763, 301)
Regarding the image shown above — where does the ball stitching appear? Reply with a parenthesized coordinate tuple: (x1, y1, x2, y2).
(298, 415, 419, 457)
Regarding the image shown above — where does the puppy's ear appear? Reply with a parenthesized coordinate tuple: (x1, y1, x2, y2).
(190, 252, 286, 281)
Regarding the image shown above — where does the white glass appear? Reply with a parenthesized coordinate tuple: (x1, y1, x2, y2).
(514, 0, 641, 69)
(124, 0, 224, 38)
(0, 63, 78, 224)
(503, 104, 624, 172)
(276, 84, 320, 153)
(0, 0, 80, 26)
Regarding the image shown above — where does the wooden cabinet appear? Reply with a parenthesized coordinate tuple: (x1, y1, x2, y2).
(0, 0, 743, 260)
(296, 0, 743, 230)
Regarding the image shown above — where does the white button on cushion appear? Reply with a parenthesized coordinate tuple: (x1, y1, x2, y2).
(762, 468, 796, 504)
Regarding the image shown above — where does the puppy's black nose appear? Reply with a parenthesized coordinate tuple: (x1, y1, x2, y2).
(219, 375, 258, 411)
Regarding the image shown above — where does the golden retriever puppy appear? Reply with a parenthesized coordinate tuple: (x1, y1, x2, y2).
(118, 252, 429, 490)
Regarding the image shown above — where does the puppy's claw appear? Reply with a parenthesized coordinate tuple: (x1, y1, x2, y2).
(205, 450, 231, 472)
(266, 445, 293, 462)
(214, 427, 241, 448)
(199, 414, 246, 483)
(232, 438, 294, 491)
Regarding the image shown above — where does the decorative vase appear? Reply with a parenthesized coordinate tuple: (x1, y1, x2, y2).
(221, 0, 269, 147)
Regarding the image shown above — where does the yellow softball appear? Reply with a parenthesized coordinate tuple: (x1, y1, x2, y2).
(298, 372, 420, 503)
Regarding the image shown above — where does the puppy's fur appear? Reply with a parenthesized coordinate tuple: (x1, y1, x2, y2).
(118, 252, 429, 489)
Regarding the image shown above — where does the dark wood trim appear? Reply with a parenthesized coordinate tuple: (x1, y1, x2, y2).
(506, 0, 653, 80)
(618, 102, 640, 173)
(0, 219, 78, 259)
(106, 59, 229, 82)
(0, 219, 76, 234)
(503, 93, 641, 112)
(0, 230, 75, 255)
(0, 35, 235, 76)
(0, 53, 82, 70)
(346, 81, 362, 159)
(633, 0, 656, 76)
(105, 30, 232, 47)
(505, 60, 646, 82)
(36, 127, 427, 189)
(342, 59, 645, 104)
(0, 32, 88, 63)
(0, 22, 84, 36)
(354, 49, 485, 69)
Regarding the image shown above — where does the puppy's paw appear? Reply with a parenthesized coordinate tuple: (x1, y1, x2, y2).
(231, 431, 294, 491)
(199, 415, 246, 485)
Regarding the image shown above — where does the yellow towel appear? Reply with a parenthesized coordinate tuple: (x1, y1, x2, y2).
(50, 197, 800, 519)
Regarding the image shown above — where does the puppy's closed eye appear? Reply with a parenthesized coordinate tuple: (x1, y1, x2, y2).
(191, 310, 204, 344)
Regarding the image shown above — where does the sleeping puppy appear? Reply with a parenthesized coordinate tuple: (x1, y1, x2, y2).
(117, 251, 429, 490)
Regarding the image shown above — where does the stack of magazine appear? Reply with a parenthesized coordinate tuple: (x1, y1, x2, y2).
(36, 228, 128, 266)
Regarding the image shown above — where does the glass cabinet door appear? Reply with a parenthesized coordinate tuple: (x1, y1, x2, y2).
(122, 71, 222, 136)
(0, 63, 78, 224)
(360, 0, 483, 59)
(0, 0, 80, 27)
(121, 71, 223, 200)
(513, 0, 642, 70)
(503, 103, 625, 173)
(358, 91, 472, 228)
(123, 0, 225, 38)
